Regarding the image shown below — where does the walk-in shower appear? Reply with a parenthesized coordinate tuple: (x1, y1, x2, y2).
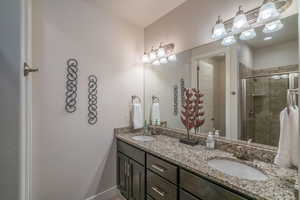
(240, 67, 299, 146)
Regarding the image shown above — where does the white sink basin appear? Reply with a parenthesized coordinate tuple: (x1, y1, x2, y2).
(132, 135, 155, 142)
(208, 158, 268, 181)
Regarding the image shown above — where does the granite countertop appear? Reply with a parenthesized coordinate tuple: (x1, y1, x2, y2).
(116, 131, 298, 200)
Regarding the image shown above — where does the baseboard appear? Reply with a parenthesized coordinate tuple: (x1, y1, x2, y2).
(85, 186, 121, 200)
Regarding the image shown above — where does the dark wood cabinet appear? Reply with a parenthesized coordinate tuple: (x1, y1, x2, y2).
(117, 139, 251, 200)
(117, 153, 129, 198)
(117, 152, 145, 200)
(128, 160, 145, 200)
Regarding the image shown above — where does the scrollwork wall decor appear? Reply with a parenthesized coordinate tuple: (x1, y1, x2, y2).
(180, 78, 185, 104)
(88, 75, 98, 125)
(65, 58, 79, 113)
(173, 85, 178, 116)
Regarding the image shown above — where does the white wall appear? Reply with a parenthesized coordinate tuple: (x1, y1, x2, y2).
(253, 40, 299, 68)
(145, 0, 298, 54)
(0, 0, 22, 199)
(32, 1, 144, 200)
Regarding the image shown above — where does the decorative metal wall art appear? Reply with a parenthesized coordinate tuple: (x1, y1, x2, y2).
(180, 78, 185, 104)
(65, 58, 79, 113)
(88, 75, 98, 125)
(173, 85, 178, 115)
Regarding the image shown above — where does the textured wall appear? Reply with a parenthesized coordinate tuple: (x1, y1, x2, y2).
(32, 0, 144, 199)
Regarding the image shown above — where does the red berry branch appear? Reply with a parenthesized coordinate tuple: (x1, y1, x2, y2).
(181, 88, 205, 138)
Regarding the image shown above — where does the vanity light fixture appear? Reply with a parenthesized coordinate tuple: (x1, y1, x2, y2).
(152, 60, 161, 66)
(257, 0, 280, 24)
(232, 6, 249, 34)
(149, 47, 157, 61)
(210, 0, 291, 46)
(240, 29, 256, 40)
(212, 16, 227, 40)
(221, 35, 236, 46)
(142, 43, 176, 66)
(263, 20, 284, 33)
(168, 54, 177, 62)
(142, 53, 150, 64)
(157, 43, 166, 58)
(160, 57, 168, 64)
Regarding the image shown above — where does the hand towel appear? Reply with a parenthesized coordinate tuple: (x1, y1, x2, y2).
(289, 106, 299, 166)
(132, 103, 143, 129)
(274, 107, 292, 167)
(151, 102, 160, 125)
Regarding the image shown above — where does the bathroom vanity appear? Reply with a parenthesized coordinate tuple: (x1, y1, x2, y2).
(115, 128, 298, 200)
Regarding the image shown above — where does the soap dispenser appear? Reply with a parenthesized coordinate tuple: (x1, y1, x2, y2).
(206, 132, 215, 150)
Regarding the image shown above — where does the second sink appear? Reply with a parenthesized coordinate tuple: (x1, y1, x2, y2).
(132, 135, 155, 142)
(208, 158, 268, 181)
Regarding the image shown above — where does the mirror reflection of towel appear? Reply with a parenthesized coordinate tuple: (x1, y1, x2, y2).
(275, 106, 299, 168)
(151, 103, 160, 125)
(132, 103, 143, 129)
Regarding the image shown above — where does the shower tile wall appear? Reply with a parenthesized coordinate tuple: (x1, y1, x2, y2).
(241, 65, 298, 146)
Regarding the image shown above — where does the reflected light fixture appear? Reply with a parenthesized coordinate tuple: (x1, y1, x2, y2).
(240, 29, 256, 40)
(168, 54, 177, 62)
(232, 6, 249, 34)
(264, 36, 273, 40)
(263, 20, 284, 33)
(149, 47, 157, 61)
(160, 57, 168, 64)
(157, 43, 166, 58)
(212, 16, 227, 40)
(257, 0, 280, 24)
(152, 60, 160, 66)
(221, 35, 236, 46)
(142, 53, 150, 63)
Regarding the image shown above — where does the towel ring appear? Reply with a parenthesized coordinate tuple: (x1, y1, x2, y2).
(152, 96, 160, 103)
(132, 95, 142, 104)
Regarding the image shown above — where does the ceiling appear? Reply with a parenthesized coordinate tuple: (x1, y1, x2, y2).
(95, 0, 188, 28)
(244, 14, 298, 49)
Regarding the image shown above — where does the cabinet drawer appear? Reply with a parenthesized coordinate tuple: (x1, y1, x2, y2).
(180, 169, 248, 200)
(117, 140, 145, 166)
(147, 154, 178, 184)
(147, 170, 177, 200)
(180, 190, 200, 200)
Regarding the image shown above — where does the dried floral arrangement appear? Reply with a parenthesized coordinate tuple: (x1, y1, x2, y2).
(180, 88, 205, 145)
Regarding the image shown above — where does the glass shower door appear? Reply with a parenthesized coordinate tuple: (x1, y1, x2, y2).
(241, 75, 290, 146)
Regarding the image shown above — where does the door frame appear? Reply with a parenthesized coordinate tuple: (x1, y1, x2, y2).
(20, 0, 32, 199)
(190, 47, 239, 139)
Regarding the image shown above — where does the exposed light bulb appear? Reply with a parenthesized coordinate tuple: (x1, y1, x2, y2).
(152, 60, 160, 66)
(168, 54, 177, 62)
(142, 53, 150, 63)
(221, 35, 236, 46)
(280, 74, 289, 79)
(257, 1, 280, 24)
(263, 20, 283, 33)
(157, 44, 166, 58)
(159, 57, 168, 64)
(232, 6, 249, 34)
(212, 16, 227, 40)
(240, 29, 256, 40)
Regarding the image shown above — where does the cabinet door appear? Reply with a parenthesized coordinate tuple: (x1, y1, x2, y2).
(128, 160, 145, 200)
(117, 153, 129, 199)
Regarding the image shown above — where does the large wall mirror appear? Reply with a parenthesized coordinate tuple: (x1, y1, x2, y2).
(144, 13, 298, 147)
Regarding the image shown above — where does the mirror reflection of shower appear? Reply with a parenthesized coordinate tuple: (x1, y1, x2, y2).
(240, 65, 299, 146)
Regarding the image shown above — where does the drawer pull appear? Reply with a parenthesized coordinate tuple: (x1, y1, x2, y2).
(151, 164, 166, 173)
(152, 186, 165, 197)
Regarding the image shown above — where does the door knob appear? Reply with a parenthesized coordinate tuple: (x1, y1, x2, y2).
(24, 62, 39, 76)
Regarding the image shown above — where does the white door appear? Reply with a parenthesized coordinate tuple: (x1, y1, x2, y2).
(0, 0, 33, 200)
